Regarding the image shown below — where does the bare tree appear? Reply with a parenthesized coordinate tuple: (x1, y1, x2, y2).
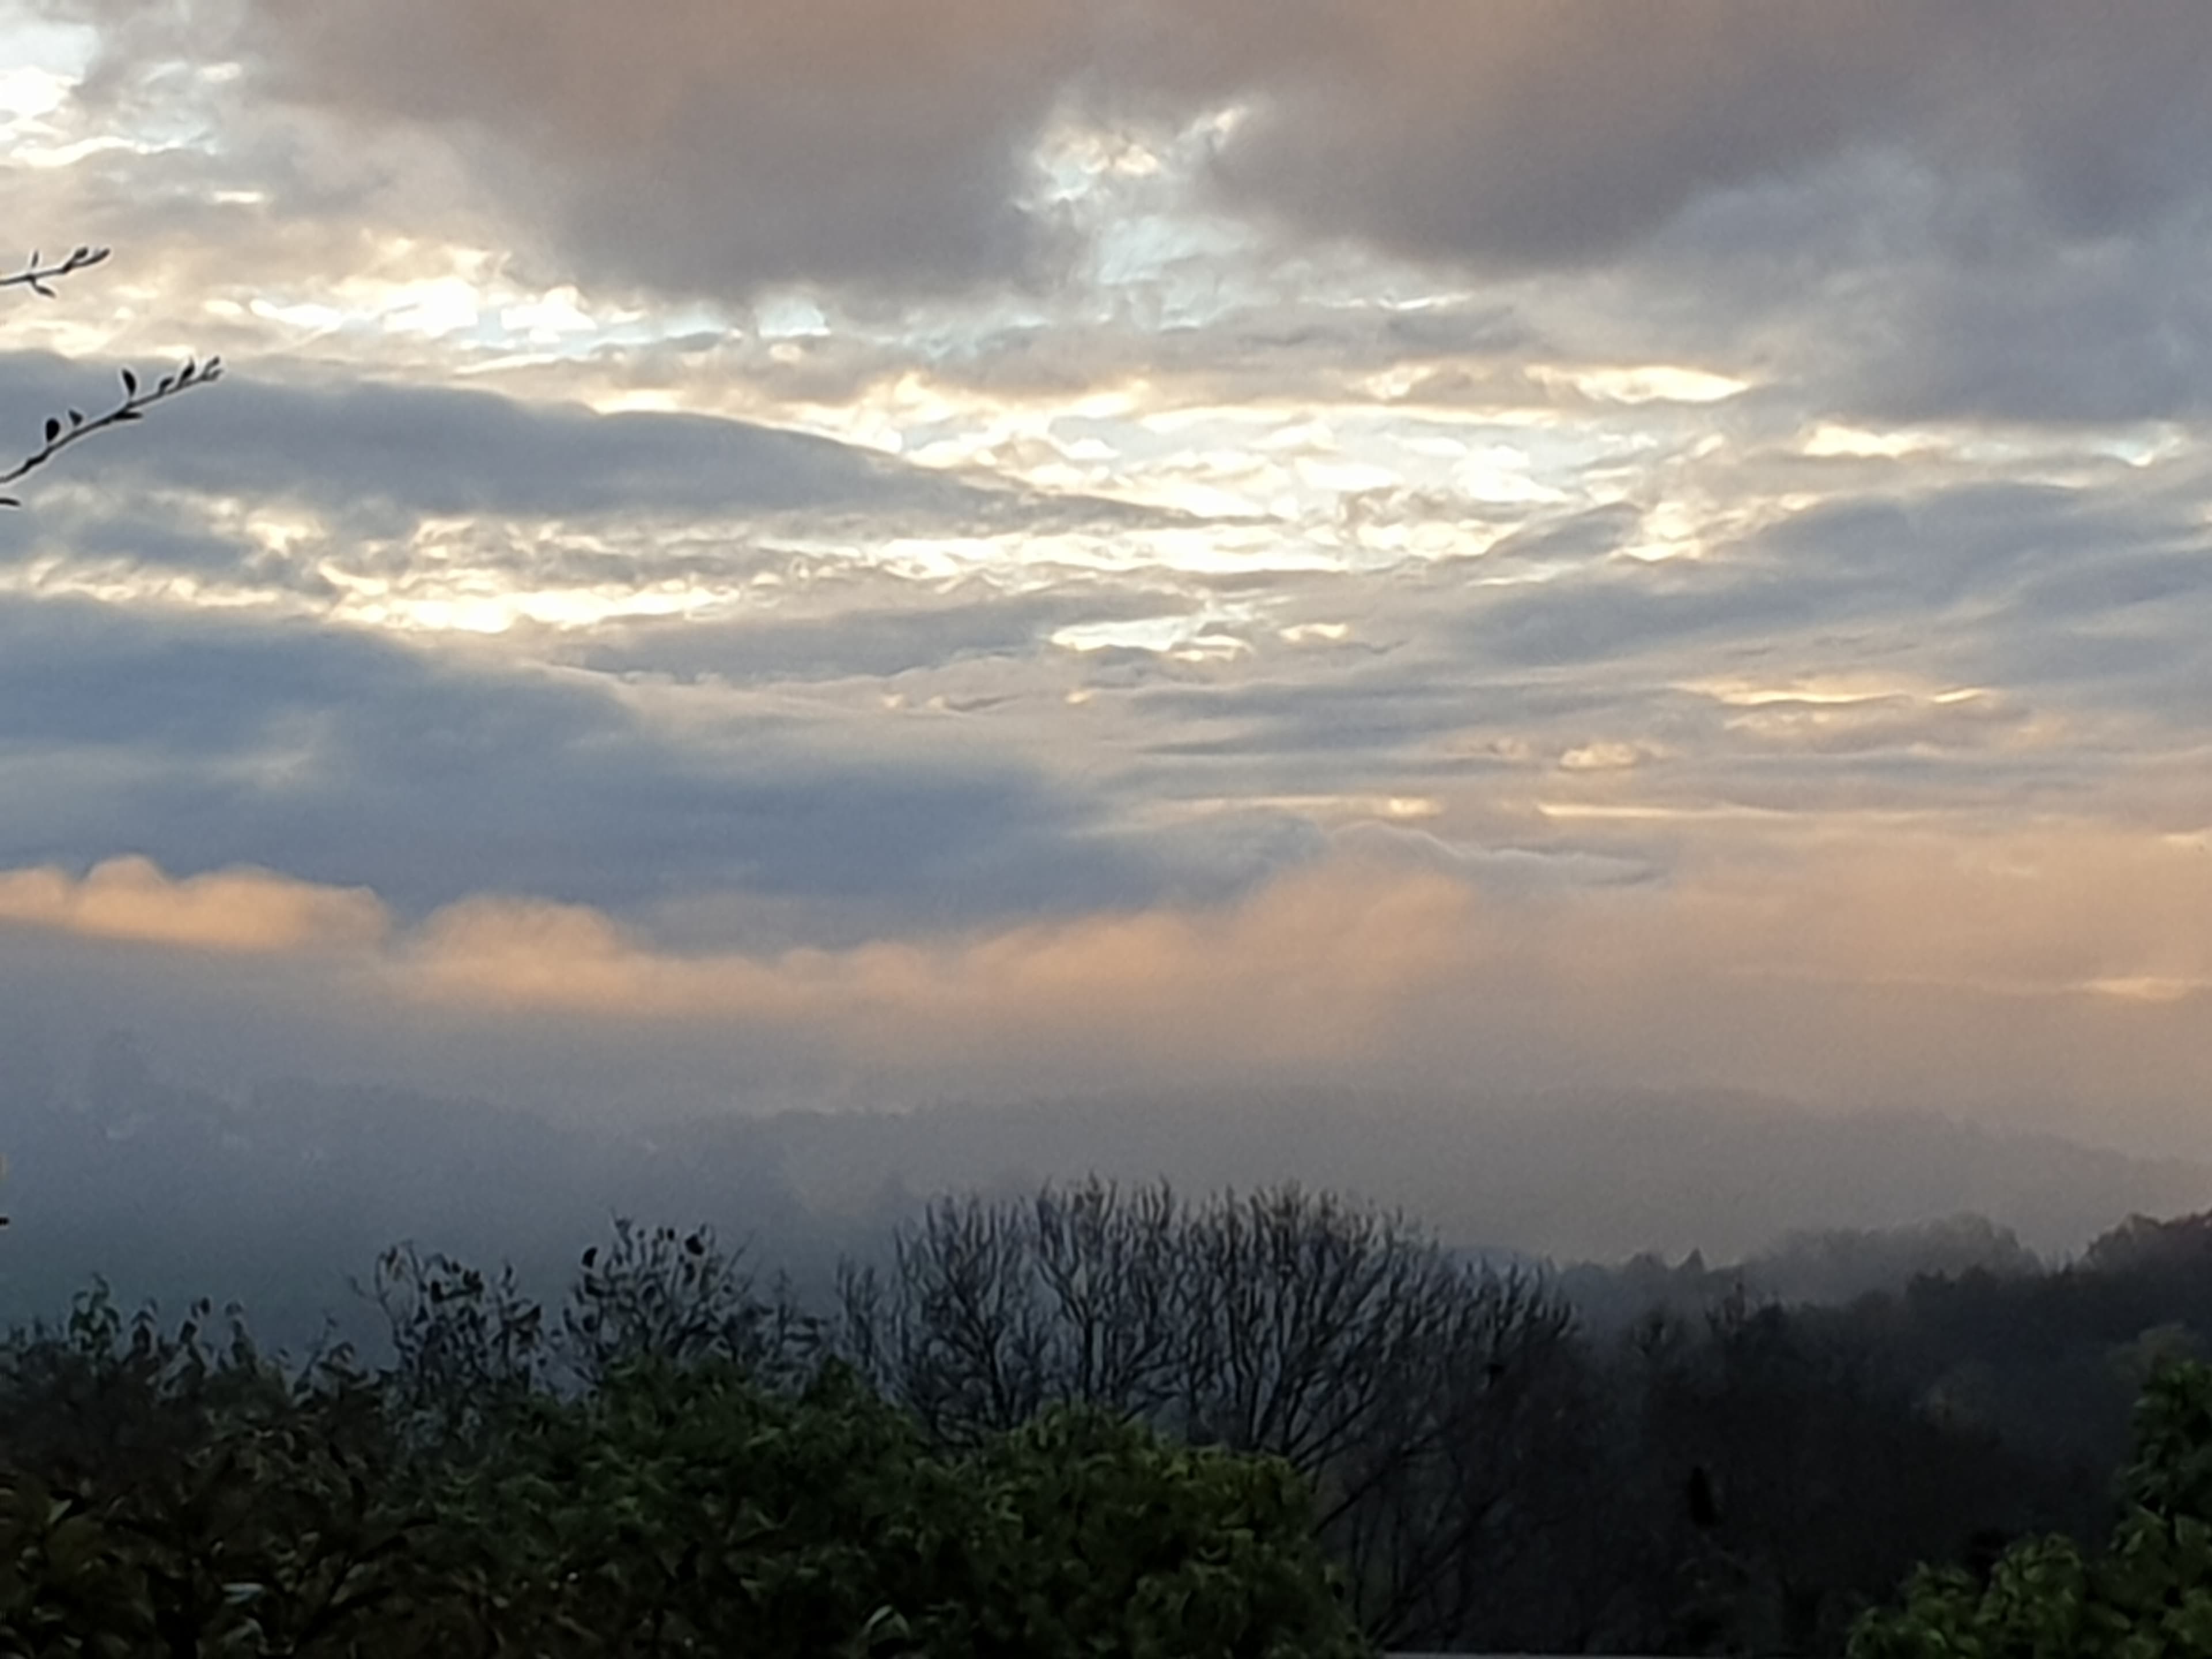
(837, 1178, 1594, 1649)
(2, 243, 220, 507)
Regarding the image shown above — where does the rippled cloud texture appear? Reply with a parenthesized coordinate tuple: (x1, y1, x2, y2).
(3, 0, 2210, 1149)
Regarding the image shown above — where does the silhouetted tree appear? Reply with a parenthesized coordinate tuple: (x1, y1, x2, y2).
(838, 1180, 1589, 1649)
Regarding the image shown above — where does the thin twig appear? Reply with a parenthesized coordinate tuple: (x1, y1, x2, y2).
(0, 357, 222, 506)
(0, 244, 111, 298)
(2, 243, 221, 506)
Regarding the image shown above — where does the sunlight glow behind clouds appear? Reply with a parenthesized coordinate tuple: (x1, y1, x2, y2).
(3, 1, 2211, 1146)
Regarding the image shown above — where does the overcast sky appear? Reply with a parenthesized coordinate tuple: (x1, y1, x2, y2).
(2, 1, 2210, 1152)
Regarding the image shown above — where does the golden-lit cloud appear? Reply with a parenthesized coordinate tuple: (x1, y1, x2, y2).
(0, 857, 388, 955)
(404, 857, 1475, 1077)
(2, 830, 2207, 1138)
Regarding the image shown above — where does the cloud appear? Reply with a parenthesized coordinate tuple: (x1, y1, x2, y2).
(203, 0, 1092, 297)
(0, 855, 386, 953)
(571, 588, 1172, 684)
(0, 351, 1035, 528)
(1821, 197, 2212, 425)
(0, 595, 1196, 923)
(33, 0, 2212, 445)
(5, 824, 2211, 1145)
(1207, 2, 2212, 267)
(129, 0, 2205, 300)
(406, 855, 1470, 1062)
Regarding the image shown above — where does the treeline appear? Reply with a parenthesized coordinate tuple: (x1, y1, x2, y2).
(831, 1191, 2212, 1652)
(13, 1188, 2212, 1653)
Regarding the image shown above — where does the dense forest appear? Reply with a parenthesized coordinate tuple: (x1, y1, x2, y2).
(14, 1183, 2212, 1653)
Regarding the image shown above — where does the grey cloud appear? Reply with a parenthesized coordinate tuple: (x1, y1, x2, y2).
(1481, 505, 1646, 566)
(0, 352, 1010, 529)
(65, 3, 2212, 435)
(1711, 692, 2031, 760)
(2011, 547, 2212, 623)
(1971, 556, 2212, 724)
(1134, 642, 1669, 770)
(1139, 666, 1484, 758)
(1210, 3, 2212, 272)
(1461, 566, 1837, 671)
(1458, 482, 2197, 671)
(0, 499, 275, 582)
(1380, 305, 1537, 359)
(1568, 137, 2212, 427)
(153, 0, 2212, 298)
(199, 0, 1090, 298)
(0, 596, 1207, 926)
(1844, 229, 2212, 425)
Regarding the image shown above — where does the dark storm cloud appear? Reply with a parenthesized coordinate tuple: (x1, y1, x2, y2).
(0, 596, 1188, 922)
(145, 1, 2212, 297)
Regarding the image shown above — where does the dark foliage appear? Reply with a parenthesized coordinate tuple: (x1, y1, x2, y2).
(13, 1190, 2212, 1654)
(0, 1220, 1368, 1658)
(1854, 1360, 2212, 1658)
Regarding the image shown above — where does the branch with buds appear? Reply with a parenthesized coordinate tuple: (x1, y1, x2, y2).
(2, 243, 221, 507)
(1, 243, 111, 297)
(0, 355, 222, 506)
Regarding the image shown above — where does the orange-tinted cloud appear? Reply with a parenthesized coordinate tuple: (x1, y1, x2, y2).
(1, 832, 2206, 1142)
(0, 857, 388, 955)
(404, 856, 1476, 1077)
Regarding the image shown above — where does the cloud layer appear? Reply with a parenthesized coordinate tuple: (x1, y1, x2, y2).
(4, 823, 2209, 1147)
(195, 1, 2212, 300)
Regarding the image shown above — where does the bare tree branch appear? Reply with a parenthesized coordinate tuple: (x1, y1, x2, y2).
(1, 242, 221, 507)
(0, 243, 110, 297)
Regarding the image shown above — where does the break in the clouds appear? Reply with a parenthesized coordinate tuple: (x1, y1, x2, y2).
(2, 0, 2211, 1160)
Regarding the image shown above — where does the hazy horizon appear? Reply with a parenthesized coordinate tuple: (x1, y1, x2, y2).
(7, 1030, 2208, 1271)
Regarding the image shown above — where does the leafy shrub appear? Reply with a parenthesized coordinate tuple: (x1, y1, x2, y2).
(421, 1358, 1365, 1657)
(1853, 1360, 2212, 1659)
(0, 1262, 1367, 1657)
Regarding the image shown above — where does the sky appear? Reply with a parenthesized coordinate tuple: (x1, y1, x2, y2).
(2, 1, 2211, 1154)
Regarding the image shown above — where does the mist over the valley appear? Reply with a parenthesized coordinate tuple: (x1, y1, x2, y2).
(6, 1033, 2204, 1348)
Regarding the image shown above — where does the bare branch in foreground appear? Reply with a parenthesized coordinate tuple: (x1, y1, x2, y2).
(0, 355, 224, 506)
(2, 242, 222, 506)
(0, 243, 111, 298)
